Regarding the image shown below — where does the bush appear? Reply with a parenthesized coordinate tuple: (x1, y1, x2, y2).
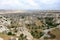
(7, 32, 12, 35)
(45, 17, 60, 29)
(19, 34, 27, 40)
(39, 32, 44, 37)
(31, 31, 44, 39)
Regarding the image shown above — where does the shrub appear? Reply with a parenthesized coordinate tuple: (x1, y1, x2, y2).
(31, 31, 44, 39)
(19, 34, 27, 40)
(7, 32, 12, 35)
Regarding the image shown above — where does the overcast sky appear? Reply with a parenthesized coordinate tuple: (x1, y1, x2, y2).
(0, 0, 60, 10)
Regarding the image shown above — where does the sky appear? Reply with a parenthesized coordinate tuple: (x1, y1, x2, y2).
(0, 0, 60, 10)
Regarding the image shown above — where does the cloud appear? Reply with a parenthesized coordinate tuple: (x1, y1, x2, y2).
(34, 0, 60, 10)
(0, 0, 23, 6)
(0, 0, 60, 10)
(39, 0, 58, 4)
(0, 0, 39, 10)
(25, 0, 38, 6)
(18, 0, 39, 9)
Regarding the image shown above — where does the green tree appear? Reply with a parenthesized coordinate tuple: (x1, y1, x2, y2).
(19, 34, 27, 40)
(7, 32, 12, 35)
(31, 31, 44, 39)
(45, 17, 60, 29)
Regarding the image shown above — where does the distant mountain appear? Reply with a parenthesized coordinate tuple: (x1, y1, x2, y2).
(0, 10, 60, 14)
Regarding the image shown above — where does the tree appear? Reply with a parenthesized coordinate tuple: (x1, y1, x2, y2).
(31, 30, 44, 39)
(7, 32, 12, 35)
(19, 34, 27, 40)
(45, 17, 60, 29)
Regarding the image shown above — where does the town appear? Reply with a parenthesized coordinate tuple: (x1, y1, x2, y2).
(0, 10, 60, 40)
